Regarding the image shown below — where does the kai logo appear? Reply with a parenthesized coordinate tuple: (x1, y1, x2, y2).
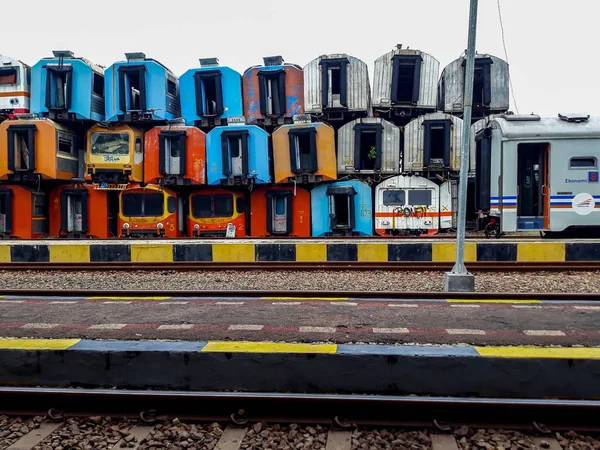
(103, 155, 121, 163)
(572, 193, 595, 216)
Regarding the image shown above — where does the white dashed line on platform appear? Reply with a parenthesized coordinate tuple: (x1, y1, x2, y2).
(299, 326, 336, 333)
(446, 329, 487, 335)
(372, 327, 410, 334)
(524, 330, 566, 336)
(228, 324, 265, 331)
(157, 324, 194, 330)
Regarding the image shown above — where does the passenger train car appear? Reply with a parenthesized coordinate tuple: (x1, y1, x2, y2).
(119, 183, 183, 238)
(372, 45, 439, 124)
(475, 113, 600, 235)
(188, 188, 247, 237)
(243, 56, 304, 127)
(272, 115, 336, 184)
(85, 123, 144, 187)
(0, 54, 30, 120)
(311, 180, 373, 236)
(205, 121, 270, 186)
(0, 185, 47, 238)
(144, 125, 206, 186)
(180, 58, 243, 128)
(30, 50, 105, 122)
(303, 53, 371, 123)
(105, 53, 180, 122)
(49, 184, 117, 238)
(250, 186, 311, 237)
(336, 117, 401, 177)
(374, 175, 454, 236)
(0, 118, 81, 182)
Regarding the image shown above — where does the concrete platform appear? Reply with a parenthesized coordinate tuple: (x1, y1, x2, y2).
(1, 338, 600, 399)
(2, 239, 600, 262)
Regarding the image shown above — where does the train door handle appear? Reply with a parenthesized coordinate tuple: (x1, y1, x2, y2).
(542, 185, 547, 196)
(516, 185, 519, 196)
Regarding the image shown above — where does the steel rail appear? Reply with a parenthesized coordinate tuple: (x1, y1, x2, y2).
(0, 388, 599, 430)
(0, 261, 599, 271)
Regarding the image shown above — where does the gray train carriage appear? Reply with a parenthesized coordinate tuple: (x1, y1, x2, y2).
(475, 113, 600, 234)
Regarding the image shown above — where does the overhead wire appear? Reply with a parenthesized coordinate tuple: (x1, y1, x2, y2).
(497, 0, 519, 114)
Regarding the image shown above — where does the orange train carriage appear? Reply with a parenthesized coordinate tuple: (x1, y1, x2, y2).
(49, 184, 118, 238)
(144, 125, 206, 186)
(188, 189, 246, 237)
(0, 118, 80, 182)
(250, 186, 311, 237)
(119, 184, 183, 238)
(0, 185, 48, 238)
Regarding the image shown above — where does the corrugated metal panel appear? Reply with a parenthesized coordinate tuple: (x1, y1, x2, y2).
(403, 112, 464, 172)
(372, 49, 439, 109)
(304, 54, 371, 114)
(337, 117, 401, 175)
(439, 54, 509, 114)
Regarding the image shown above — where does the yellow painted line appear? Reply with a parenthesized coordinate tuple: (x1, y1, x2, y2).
(357, 244, 388, 262)
(87, 296, 171, 301)
(448, 299, 542, 304)
(212, 244, 255, 262)
(131, 244, 173, 263)
(202, 341, 337, 354)
(49, 245, 90, 263)
(432, 243, 477, 262)
(0, 246, 10, 263)
(295, 243, 327, 262)
(0, 338, 80, 350)
(263, 297, 348, 301)
(516, 242, 565, 262)
(476, 346, 600, 359)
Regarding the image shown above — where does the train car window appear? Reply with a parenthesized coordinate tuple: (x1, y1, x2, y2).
(193, 70, 224, 116)
(167, 78, 177, 97)
(570, 157, 597, 169)
(383, 190, 405, 206)
(258, 69, 286, 116)
(144, 194, 164, 216)
(121, 193, 163, 217)
(91, 133, 130, 155)
(408, 190, 432, 206)
(167, 197, 177, 214)
(0, 67, 17, 85)
(33, 194, 46, 216)
(423, 119, 451, 167)
(58, 133, 77, 156)
(135, 137, 143, 154)
(319, 58, 349, 108)
(236, 197, 245, 214)
(391, 55, 422, 104)
(93, 73, 104, 98)
(354, 123, 383, 171)
(191, 195, 212, 218)
(213, 194, 234, 217)
(289, 128, 317, 173)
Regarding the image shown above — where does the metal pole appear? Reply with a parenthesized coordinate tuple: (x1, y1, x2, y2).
(451, 0, 479, 275)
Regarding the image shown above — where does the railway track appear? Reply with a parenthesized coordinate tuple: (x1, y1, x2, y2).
(1, 261, 599, 271)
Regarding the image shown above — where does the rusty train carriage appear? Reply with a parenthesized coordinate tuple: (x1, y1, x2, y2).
(188, 188, 246, 237)
(250, 186, 311, 237)
(0, 185, 48, 239)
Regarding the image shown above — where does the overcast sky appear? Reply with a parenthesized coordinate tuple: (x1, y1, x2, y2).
(3, 0, 597, 116)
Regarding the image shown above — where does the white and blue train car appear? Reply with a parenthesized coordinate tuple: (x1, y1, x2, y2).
(31, 50, 105, 122)
(0, 54, 30, 120)
(475, 113, 600, 233)
(311, 180, 372, 236)
(105, 52, 180, 122)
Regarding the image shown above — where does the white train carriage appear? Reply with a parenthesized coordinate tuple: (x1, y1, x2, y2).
(375, 175, 454, 236)
(475, 113, 600, 235)
(0, 55, 30, 119)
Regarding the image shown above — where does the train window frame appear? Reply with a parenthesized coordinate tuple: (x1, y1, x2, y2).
(91, 133, 130, 156)
(167, 77, 177, 97)
(135, 137, 143, 154)
(0, 67, 18, 85)
(167, 196, 177, 214)
(319, 57, 349, 108)
(193, 70, 224, 116)
(353, 123, 383, 171)
(408, 189, 432, 206)
(191, 194, 234, 219)
(382, 189, 406, 206)
(236, 197, 245, 214)
(32, 193, 47, 217)
(121, 192, 164, 217)
(569, 156, 597, 169)
(92, 73, 105, 98)
(258, 69, 286, 116)
(288, 127, 318, 173)
(391, 55, 422, 104)
(57, 132, 77, 157)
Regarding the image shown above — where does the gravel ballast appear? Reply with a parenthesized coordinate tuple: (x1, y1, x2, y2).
(1, 270, 599, 292)
(138, 420, 224, 449)
(242, 423, 328, 449)
(0, 415, 44, 448)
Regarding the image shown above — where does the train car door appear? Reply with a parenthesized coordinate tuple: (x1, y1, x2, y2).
(61, 190, 87, 235)
(516, 143, 549, 230)
(266, 191, 292, 235)
(230, 139, 243, 175)
(0, 189, 12, 234)
(159, 131, 186, 176)
(326, 186, 356, 233)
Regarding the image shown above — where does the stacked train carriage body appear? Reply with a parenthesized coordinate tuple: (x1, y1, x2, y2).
(311, 180, 373, 236)
(30, 50, 105, 122)
(180, 58, 243, 128)
(0, 118, 81, 183)
(243, 56, 304, 127)
(438, 53, 509, 122)
(188, 189, 247, 237)
(0, 185, 47, 238)
(337, 117, 401, 177)
(374, 175, 454, 236)
(49, 184, 118, 238)
(372, 46, 439, 124)
(250, 186, 311, 237)
(303, 53, 371, 124)
(272, 116, 336, 184)
(85, 123, 144, 186)
(0, 55, 31, 120)
(476, 114, 600, 233)
(403, 112, 464, 173)
(206, 122, 270, 186)
(144, 125, 206, 186)
(469, 114, 504, 177)
(119, 183, 183, 238)
(104, 53, 180, 122)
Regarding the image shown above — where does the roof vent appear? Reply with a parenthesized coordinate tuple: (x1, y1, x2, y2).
(125, 52, 146, 62)
(502, 114, 541, 122)
(263, 55, 283, 66)
(199, 58, 219, 67)
(293, 114, 312, 124)
(559, 113, 589, 123)
(52, 50, 74, 58)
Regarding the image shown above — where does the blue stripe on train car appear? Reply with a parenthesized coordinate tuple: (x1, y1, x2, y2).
(179, 65, 243, 126)
(104, 56, 180, 122)
(205, 125, 270, 186)
(310, 180, 373, 237)
(31, 56, 105, 121)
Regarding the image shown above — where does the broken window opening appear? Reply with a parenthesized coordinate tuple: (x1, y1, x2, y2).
(167, 79, 177, 97)
(128, 75, 141, 110)
(358, 131, 377, 171)
(391, 55, 422, 104)
(289, 128, 318, 174)
(429, 126, 445, 161)
(93, 73, 104, 97)
(320, 58, 349, 109)
(353, 123, 383, 172)
(118, 66, 147, 112)
(464, 58, 492, 107)
(7, 126, 36, 172)
(58, 132, 77, 156)
(423, 119, 451, 168)
(333, 195, 351, 228)
(0, 67, 17, 85)
(327, 186, 356, 231)
(45, 67, 72, 110)
(193, 71, 224, 117)
(258, 70, 286, 117)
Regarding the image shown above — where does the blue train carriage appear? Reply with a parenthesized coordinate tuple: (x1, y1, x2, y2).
(475, 113, 600, 236)
(180, 58, 243, 128)
(205, 117, 270, 186)
(30, 50, 105, 122)
(105, 52, 180, 122)
(311, 180, 373, 236)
